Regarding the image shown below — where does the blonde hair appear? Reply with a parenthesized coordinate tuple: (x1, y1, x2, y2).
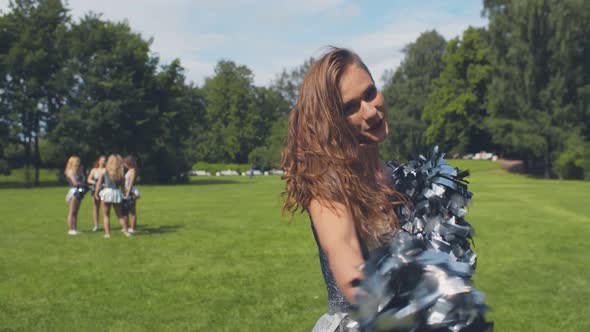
(281, 47, 405, 249)
(106, 154, 124, 184)
(64, 156, 81, 175)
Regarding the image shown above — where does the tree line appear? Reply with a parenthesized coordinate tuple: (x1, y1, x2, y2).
(1, 0, 589, 184)
(381, 0, 590, 179)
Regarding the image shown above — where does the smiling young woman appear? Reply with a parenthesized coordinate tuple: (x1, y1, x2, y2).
(281, 47, 405, 331)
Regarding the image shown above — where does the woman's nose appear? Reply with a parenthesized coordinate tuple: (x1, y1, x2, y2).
(361, 100, 378, 120)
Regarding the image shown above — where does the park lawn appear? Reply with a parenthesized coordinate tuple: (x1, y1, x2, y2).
(0, 161, 589, 331)
(0, 168, 59, 187)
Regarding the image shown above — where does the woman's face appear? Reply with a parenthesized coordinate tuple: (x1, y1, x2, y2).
(98, 157, 106, 168)
(340, 64, 388, 143)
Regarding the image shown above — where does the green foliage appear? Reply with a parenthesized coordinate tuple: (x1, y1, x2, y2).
(46, 14, 200, 183)
(195, 61, 284, 164)
(270, 57, 314, 108)
(2, 0, 590, 181)
(1, 0, 70, 185)
(423, 27, 493, 155)
(484, 0, 590, 178)
(553, 131, 590, 180)
(381, 30, 447, 161)
(0, 159, 9, 175)
(245, 59, 312, 171)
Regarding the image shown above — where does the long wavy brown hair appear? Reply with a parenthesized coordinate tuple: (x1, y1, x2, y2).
(281, 47, 405, 249)
(124, 155, 137, 170)
(93, 155, 106, 168)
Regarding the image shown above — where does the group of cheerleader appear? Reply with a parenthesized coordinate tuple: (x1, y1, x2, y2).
(64, 154, 140, 238)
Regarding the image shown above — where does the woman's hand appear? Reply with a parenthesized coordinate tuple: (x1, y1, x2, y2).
(87, 168, 96, 185)
(66, 169, 80, 187)
(94, 169, 104, 200)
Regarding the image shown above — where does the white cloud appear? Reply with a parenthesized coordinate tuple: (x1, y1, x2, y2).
(338, 6, 487, 88)
(0, 1, 486, 88)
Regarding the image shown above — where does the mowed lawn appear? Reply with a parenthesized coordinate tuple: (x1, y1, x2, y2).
(1, 161, 589, 331)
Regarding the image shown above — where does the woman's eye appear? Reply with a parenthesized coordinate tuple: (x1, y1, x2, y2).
(364, 86, 377, 101)
(343, 103, 359, 116)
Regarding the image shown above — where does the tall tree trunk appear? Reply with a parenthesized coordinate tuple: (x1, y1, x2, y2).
(544, 154, 551, 179)
(34, 118, 40, 186)
(24, 129, 31, 187)
(544, 138, 551, 179)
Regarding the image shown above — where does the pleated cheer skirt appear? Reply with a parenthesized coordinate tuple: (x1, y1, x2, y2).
(130, 185, 140, 198)
(65, 187, 77, 202)
(99, 188, 124, 204)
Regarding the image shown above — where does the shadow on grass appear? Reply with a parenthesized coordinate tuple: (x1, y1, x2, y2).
(131, 224, 183, 236)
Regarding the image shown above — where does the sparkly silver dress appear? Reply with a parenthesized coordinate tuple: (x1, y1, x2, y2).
(310, 220, 368, 332)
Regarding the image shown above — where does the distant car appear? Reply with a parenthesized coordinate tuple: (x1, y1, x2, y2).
(192, 170, 211, 176)
(217, 170, 240, 176)
(242, 170, 262, 176)
(462, 154, 474, 159)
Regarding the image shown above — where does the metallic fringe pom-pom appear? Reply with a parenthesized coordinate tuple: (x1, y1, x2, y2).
(347, 147, 493, 332)
(74, 184, 89, 199)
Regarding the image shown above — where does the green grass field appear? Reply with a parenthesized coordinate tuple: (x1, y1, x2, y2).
(1, 161, 589, 331)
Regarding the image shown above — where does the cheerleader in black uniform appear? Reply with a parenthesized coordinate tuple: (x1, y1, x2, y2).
(64, 156, 86, 235)
(87, 155, 106, 232)
(94, 154, 131, 238)
(281, 48, 491, 331)
(123, 155, 140, 233)
(280, 48, 403, 331)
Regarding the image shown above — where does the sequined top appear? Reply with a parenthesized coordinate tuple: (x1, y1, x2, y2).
(310, 219, 369, 314)
(66, 174, 83, 187)
(103, 172, 118, 189)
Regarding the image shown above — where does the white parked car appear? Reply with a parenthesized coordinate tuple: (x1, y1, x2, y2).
(218, 169, 240, 176)
(241, 170, 262, 176)
(190, 170, 211, 176)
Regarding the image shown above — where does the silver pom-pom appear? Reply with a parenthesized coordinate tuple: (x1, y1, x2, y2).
(349, 147, 493, 331)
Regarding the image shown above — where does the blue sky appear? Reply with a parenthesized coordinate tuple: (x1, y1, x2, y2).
(0, 0, 486, 87)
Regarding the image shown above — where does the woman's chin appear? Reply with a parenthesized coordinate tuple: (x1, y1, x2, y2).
(363, 122, 388, 143)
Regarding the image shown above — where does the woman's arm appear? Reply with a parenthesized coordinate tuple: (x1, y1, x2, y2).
(125, 169, 136, 197)
(66, 169, 80, 187)
(94, 169, 104, 199)
(308, 199, 365, 304)
(87, 168, 96, 185)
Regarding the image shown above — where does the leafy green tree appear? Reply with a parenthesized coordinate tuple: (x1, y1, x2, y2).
(484, 0, 590, 178)
(140, 60, 204, 182)
(247, 58, 314, 170)
(0, 13, 12, 173)
(49, 14, 156, 166)
(381, 30, 447, 161)
(200, 60, 254, 163)
(423, 27, 493, 155)
(270, 57, 314, 109)
(1, 0, 69, 185)
(50, 14, 203, 182)
(199, 60, 282, 164)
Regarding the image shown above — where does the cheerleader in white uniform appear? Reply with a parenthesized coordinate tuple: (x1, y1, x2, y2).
(94, 154, 131, 238)
(123, 155, 140, 233)
(64, 156, 85, 235)
(87, 155, 106, 232)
